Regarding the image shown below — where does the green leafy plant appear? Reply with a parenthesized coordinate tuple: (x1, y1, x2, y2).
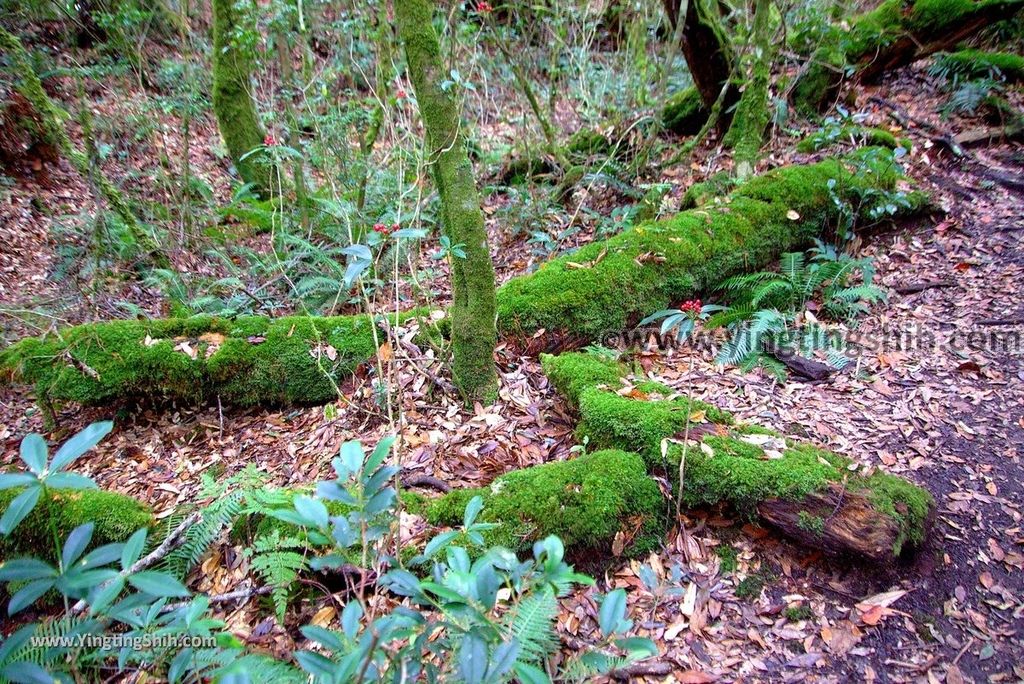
(707, 243, 885, 375)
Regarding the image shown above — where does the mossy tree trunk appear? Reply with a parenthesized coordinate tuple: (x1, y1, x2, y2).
(0, 27, 167, 268)
(722, 0, 773, 178)
(396, 0, 499, 403)
(211, 0, 276, 197)
(662, 0, 740, 130)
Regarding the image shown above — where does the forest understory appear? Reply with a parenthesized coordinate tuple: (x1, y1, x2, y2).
(1, 1, 1023, 682)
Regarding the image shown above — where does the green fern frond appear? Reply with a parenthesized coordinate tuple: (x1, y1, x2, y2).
(506, 588, 558, 665)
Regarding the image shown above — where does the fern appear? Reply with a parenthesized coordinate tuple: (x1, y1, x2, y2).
(250, 531, 310, 623)
(505, 587, 558, 665)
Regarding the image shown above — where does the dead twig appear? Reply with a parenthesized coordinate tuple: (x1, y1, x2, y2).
(894, 279, 955, 295)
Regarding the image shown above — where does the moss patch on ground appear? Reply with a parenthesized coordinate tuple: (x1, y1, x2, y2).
(426, 449, 665, 557)
(0, 487, 153, 561)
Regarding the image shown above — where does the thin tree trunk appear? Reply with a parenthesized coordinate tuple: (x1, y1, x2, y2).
(0, 28, 167, 268)
(395, 0, 499, 403)
(663, 0, 740, 129)
(211, 0, 275, 197)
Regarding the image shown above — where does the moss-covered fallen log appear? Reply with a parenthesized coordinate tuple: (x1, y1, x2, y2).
(426, 449, 665, 558)
(540, 352, 933, 561)
(792, 0, 1024, 114)
(496, 149, 916, 344)
(0, 314, 380, 410)
(796, 125, 911, 153)
(0, 487, 152, 561)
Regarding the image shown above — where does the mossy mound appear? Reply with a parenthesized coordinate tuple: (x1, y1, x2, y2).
(0, 487, 153, 561)
(796, 126, 911, 153)
(566, 129, 613, 157)
(541, 351, 933, 557)
(681, 171, 735, 209)
(935, 49, 1024, 82)
(497, 150, 913, 342)
(426, 449, 665, 557)
(662, 86, 709, 135)
(0, 314, 380, 408)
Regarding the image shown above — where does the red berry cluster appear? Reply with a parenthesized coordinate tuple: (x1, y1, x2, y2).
(477, 1, 493, 13)
(680, 299, 703, 316)
(264, 134, 276, 146)
(373, 222, 401, 236)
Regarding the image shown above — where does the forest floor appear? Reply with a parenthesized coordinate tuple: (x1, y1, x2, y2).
(1, 49, 1023, 683)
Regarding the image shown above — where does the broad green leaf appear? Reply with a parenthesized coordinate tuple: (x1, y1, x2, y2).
(0, 485, 41, 536)
(128, 570, 190, 598)
(598, 588, 627, 637)
(50, 421, 113, 472)
(19, 434, 47, 476)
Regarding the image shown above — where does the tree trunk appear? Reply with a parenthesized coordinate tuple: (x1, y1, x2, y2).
(663, 0, 740, 129)
(722, 0, 773, 178)
(0, 28, 167, 268)
(211, 0, 275, 197)
(395, 0, 499, 403)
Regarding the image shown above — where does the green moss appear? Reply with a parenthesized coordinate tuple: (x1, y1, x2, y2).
(542, 352, 933, 556)
(722, 43, 772, 175)
(796, 126, 906, 153)
(862, 469, 933, 553)
(496, 152, 911, 342)
(567, 129, 612, 157)
(0, 314, 381, 408)
(715, 544, 738, 573)
(426, 449, 665, 557)
(397, 0, 498, 403)
(791, 45, 846, 116)
(681, 172, 735, 209)
(936, 49, 1024, 81)
(633, 380, 675, 396)
(0, 487, 152, 562)
(735, 573, 768, 599)
(662, 86, 709, 135)
(540, 352, 624, 408)
(579, 390, 732, 468)
(797, 510, 826, 534)
(785, 605, 813, 621)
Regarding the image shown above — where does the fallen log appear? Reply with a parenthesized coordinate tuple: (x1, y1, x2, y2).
(537, 352, 933, 562)
(0, 314, 382, 412)
(497, 148, 922, 345)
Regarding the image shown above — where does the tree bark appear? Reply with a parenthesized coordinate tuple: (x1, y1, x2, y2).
(662, 0, 740, 129)
(396, 0, 499, 403)
(0, 28, 167, 268)
(211, 0, 275, 197)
